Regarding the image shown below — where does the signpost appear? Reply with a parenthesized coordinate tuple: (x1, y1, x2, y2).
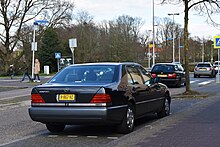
(69, 38, 77, 64)
(214, 36, 220, 83)
(31, 20, 48, 79)
(55, 53, 61, 72)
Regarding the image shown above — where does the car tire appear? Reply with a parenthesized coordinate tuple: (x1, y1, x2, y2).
(157, 94, 170, 118)
(117, 102, 135, 134)
(194, 74, 197, 78)
(46, 124, 65, 133)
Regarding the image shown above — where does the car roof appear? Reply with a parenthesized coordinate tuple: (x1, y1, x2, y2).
(197, 62, 212, 64)
(153, 63, 177, 66)
(68, 62, 141, 67)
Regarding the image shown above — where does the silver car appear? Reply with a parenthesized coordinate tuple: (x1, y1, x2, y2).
(213, 61, 220, 74)
(194, 62, 215, 78)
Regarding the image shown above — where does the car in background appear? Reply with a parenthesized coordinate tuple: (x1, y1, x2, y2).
(213, 61, 220, 74)
(29, 62, 171, 134)
(150, 63, 186, 87)
(194, 62, 215, 78)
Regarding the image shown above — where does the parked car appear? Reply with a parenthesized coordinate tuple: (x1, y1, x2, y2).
(213, 61, 220, 74)
(194, 62, 215, 78)
(29, 62, 171, 134)
(150, 63, 186, 87)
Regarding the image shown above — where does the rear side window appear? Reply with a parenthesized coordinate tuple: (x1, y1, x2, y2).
(126, 66, 144, 85)
(152, 65, 175, 72)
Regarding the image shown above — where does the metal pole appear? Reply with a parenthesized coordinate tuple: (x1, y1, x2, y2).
(202, 41, 204, 62)
(152, 0, 155, 66)
(72, 48, 75, 64)
(211, 44, 213, 63)
(178, 37, 180, 63)
(31, 25, 36, 79)
(168, 13, 179, 63)
(217, 48, 220, 83)
(172, 14, 175, 63)
(57, 58, 59, 72)
(148, 45, 151, 68)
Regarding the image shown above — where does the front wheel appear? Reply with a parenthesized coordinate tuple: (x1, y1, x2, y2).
(157, 95, 170, 118)
(117, 102, 135, 134)
(46, 124, 65, 133)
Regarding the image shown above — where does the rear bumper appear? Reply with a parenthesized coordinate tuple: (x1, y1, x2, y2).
(159, 78, 179, 86)
(194, 71, 213, 76)
(29, 105, 127, 125)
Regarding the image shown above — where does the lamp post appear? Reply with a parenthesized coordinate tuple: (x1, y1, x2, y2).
(168, 13, 179, 63)
(31, 23, 37, 79)
(69, 38, 77, 64)
(31, 20, 48, 79)
(152, 0, 155, 66)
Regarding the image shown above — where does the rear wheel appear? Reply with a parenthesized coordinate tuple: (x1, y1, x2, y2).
(117, 102, 135, 134)
(157, 94, 170, 118)
(46, 124, 65, 133)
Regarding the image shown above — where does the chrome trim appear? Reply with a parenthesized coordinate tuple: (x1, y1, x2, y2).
(32, 103, 107, 107)
(68, 103, 106, 106)
(108, 105, 127, 109)
(32, 103, 66, 106)
(136, 97, 164, 105)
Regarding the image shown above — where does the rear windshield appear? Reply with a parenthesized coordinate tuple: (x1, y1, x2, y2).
(197, 64, 211, 67)
(151, 65, 175, 72)
(49, 65, 118, 84)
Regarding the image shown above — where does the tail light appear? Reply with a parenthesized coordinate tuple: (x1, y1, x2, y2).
(168, 73, 177, 78)
(151, 73, 157, 78)
(90, 94, 111, 103)
(194, 67, 198, 71)
(207, 68, 211, 71)
(31, 94, 45, 103)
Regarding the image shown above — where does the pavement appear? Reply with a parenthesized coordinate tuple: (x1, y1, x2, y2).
(0, 75, 52, 100)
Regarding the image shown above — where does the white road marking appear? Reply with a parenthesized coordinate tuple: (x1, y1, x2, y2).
(67, 135, 78, 138)
(87, 136, 98, 138)
(0, 131, 47, 146)
(190, 80, 199, 84)
(145, 125, 153, 129)
(107, 137, 118, 140)
(198, 80, 214, 86)
(48, 135, 58, 138)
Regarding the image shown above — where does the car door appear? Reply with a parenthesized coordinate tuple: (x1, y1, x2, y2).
(139, 66, 164, 112)
(126, 65, 150, 117)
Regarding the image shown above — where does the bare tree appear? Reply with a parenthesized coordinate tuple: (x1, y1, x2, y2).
(0, 0, 74, 74)
(161, 0, 220, 93)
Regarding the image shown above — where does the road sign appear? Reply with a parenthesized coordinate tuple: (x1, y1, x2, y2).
(34, 20, 49, 25)
(55, 53, 61, 59)
(214, 36, 220, 49)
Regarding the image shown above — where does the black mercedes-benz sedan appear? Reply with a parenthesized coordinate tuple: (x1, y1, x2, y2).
(29, 62, 171, 134)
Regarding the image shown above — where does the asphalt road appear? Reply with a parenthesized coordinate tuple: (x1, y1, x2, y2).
(0, 75, 220, 147)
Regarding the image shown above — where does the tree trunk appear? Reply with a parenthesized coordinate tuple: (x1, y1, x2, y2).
(184, 0, 191, 92)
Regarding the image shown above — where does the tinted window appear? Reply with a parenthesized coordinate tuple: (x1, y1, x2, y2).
(152, 65, 175, 72)
(197, 64, 211, 67)
(49, 65, 117, 84)
(126, 66, 144, 85)
(139, 66, 151, 83)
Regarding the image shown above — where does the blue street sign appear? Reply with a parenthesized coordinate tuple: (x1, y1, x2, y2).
(34, 20, 49, 25)
(55, 53, 61, 59)
(214, 36, 220, 49)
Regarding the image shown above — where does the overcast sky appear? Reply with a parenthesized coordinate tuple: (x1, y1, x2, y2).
(72, 0, 220, 38)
